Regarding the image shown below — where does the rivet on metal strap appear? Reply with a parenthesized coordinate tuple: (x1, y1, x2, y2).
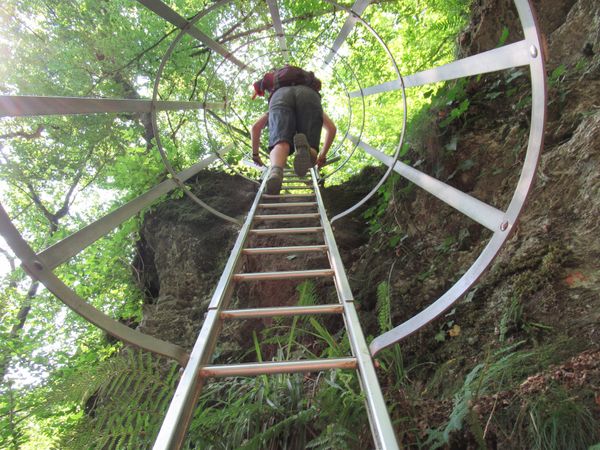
(529, 45, 538, 58)
(500, 221, 509, 231)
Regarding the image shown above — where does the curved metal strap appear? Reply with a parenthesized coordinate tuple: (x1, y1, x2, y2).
(370, 0, 547, 355)
(0, 203, 189, 366)
(321, 0, 407, 224)
(148, 0, 245, 226)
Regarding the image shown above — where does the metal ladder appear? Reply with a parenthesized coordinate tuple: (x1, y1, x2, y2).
(153, 167, 399, 449)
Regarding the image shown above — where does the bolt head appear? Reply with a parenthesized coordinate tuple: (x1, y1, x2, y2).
(530, 45, 538, 58)
(500, 221, 509, 231)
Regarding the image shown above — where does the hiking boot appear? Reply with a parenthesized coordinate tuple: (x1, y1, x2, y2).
(266, 166, 283, 195)
(293, 133, 312, 177)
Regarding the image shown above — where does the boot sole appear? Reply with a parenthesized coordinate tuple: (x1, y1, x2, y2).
(293, 134, 312, 177)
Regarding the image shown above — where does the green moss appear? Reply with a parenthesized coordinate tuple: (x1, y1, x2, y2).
(511, 244, 567, 299)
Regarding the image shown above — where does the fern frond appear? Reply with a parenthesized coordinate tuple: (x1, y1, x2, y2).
(376, 281, 392, 333)
(55, 349, 180, 449)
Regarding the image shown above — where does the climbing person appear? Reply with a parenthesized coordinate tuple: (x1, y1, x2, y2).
(250, 65, 337, 195)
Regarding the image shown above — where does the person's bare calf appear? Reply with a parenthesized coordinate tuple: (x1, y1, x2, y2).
(266, 141, 290, 195)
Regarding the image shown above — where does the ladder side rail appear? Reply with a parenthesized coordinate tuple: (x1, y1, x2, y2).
(370, 232, 505, 354)
(266, 0, 289, 61)
(322, 0, 372, 67)
(149, 9, 245, 226)
(153, 170, 270, 450)
(310, 169, 399, 450)
(37, 150, 227, 270)
(327, 5, 407, 224)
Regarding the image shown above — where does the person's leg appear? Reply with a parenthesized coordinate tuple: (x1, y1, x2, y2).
(265, 141, 290, 194)
(293, 86, 323, 176)
(270, 141, 290, 167)
(292, 133, 312, 177)
(268, 87, 296, 160)
(266, 87, 296, 194)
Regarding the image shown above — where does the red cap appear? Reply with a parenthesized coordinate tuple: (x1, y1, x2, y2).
(251, 72, 275, 100)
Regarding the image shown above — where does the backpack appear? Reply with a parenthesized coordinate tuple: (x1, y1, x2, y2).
(253, 65, 322, 99)
(272, 65, 322, 93)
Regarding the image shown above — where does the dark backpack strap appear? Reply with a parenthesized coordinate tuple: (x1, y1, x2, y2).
(272, 65, 321, 94)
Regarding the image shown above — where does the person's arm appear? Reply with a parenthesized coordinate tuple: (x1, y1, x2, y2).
(251, 113, 268, 166)
(317, 112, 337, 168)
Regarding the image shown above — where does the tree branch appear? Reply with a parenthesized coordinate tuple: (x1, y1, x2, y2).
(25, 182, 58, 233)
(0, 247, 16, 273)
(206, 109, 250, 140)
(188, 53, 211, 100)
(0, 5, 45, 41)
(229, 106, 251, 138)
(212, 0, 395, 49)
(0, 247, 18, 290)
(217, 1, 262, 42)
(0, 280, 39, 383)
(84, 27, 178, 96)
(0, 125, 45, 141)
(54, 145, 96, 219)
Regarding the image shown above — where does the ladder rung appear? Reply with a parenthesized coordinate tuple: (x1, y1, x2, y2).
(254, 213, 320, 221)
(233, 269, 334, 281)
(261, 194, 315, 199)
(258, 202, 317, 208)
(243, 245, 328, 255)
(220, 304, 344, 320)
(283, 170, 310, 174)
(250, 227, 323, 235)
(200, 357, 357, 377)
(281, 186, 314, 190)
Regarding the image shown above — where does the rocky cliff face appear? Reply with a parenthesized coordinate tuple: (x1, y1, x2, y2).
(134, 0, 599, 446)
(133, 171, 256, 348)
(133, 168, 375, 357)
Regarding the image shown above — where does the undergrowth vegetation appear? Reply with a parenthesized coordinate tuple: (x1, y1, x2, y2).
(182, 280, 370, 449)
(425, 343, 559, 448)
